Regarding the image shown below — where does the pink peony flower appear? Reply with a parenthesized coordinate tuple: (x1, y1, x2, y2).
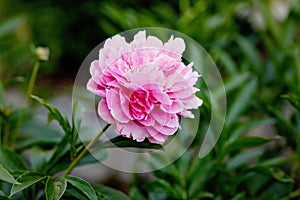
(87, 31, 203, 144)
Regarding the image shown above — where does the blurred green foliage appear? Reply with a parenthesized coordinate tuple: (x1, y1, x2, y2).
(1, 0, 300, 199)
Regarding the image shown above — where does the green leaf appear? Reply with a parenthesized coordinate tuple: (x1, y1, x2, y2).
(129, 187, 147, 200)
(70, 101, 82, 157)
(226, 78, 257, 126)
(31, 95, 71, 133)
(99, 136, 163, 149)
(0, 163, 19, 184)
(282, 188, 300, 200)
(232, 192, 245, 200)
(45, 177, 67, 200)
(66, 176, 97, 200)
(0, 148, 27, 172)
(0, 16, 25, 36)
(0, 82, 4, 108)
(65, 187, 89, 200)
(46, 149, 106, 175)
(255, 155, 297, 168)
(16, 121, 62, 151)
(226, 118, 275, 145)
(218, 50, 238, 75)
(225, 136, 277, 153)
(253, 0, 282, 47)
(93, 184, 131, 200)
(44, 135, 69, 174)
(235, 35, 262, 72)
(215, 72, 250, 99)
(29, 147, 52, 172)
(224, 72, 250, 94)
(250, 167, 293, 188)
(227, 150, 263, 170)
(10, 172, 47, 196)
(45, 178, 55, 200)
(0, 196, 10, 200)
(268, 168, 293, 183)
(2, 76, 25, 87)
(281, 94, 300, 110)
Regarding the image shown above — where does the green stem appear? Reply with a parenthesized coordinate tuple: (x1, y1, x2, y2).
(64, 123, 110, 176)
(25, 61, 40, 106)
(11, 61, 40, 148)
(181, 178, 188, 199)
(295, 48, 300, 92)
(3, 121, 9, 147)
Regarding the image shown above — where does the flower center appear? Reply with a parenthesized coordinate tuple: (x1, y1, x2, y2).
(129, 88, 156, 120)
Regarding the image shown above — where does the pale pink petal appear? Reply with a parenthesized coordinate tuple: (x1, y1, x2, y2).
(87, 79, 106, 97)
(151, 106, 168, 125)
(139, 115, 155, 126)
(173, 87, 195, 99)
(146, 127, 168, 144)
(106, 90, 130, 123)
(90, 60, 101, 75)
(178, 110, 195, 118)
(146, 36, 163, 48)
(164, 36, 185, 56)
(165, 114, 179, 128)
(183, 95, 203, 109)
(131, 31, 146, 49)
(152, 122, 178, 136)
(151, 90, 171, 105)
(117, 121, 148, 142)
(98, 99, 114, 123)
(99, 35, 131, 68)
(120, 91, 133, 120)
(148, 135, 167, 144)
(161, 101, 184, 113)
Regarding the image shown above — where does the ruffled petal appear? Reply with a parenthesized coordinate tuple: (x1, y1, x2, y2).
(98, 99, 114, 123)
(116, 121, 148, 142)
(106, 90, 130, 123)
(164, 36, 185, 56)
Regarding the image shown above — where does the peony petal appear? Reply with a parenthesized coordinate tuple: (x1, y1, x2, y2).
(90, 60, 101, 75)
(151, 106, 168, 125)
(98, 99, 114, 123)
(146, 36, 163, 48)
(87, 79, 106, 97)
(152, 122, 178, 136)
(148, 135, 167, 144)
(164, 36, 185, 56)
(106, 90, 130, 123)
(146, 127, 168, 144)
(178, 110, 194, 118)
(131, 31, 146, 49)
(100, 35, 131, 69)
(117, 121, 148, 142)
(173, 87, 195, 99)
(139, 114, 155, 126)
(120, 91, 133, 120)
(161, 101, 184, 114)
(183, 95, 203, 109)
(151, 90, 171, 105)
(165, 114, 179, 128)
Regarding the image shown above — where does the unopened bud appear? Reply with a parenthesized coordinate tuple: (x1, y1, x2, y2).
(35, 47, 50, 61)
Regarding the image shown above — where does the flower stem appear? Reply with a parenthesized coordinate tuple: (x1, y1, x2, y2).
(295, 47, 300, 92)
(3, 121, 9, 147)
(25, 61, 40, 106)
(11, 61, 40, 149)
(64, 123, 110, 176)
